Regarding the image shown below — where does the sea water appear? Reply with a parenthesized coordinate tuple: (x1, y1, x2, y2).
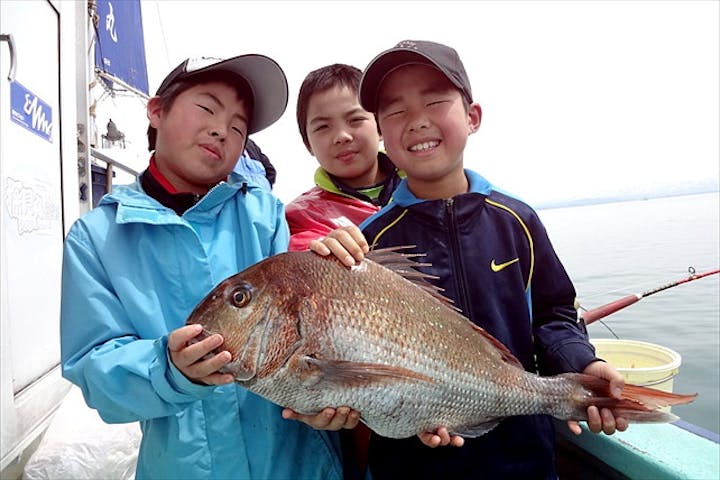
(538, 192, 720, 434)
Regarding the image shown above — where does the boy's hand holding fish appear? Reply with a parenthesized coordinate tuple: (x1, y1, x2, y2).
(310, 225, 369, 266)
(571, 361, 629, 435)
(282, 406, 361, 430)
(169, 324, 235, 386)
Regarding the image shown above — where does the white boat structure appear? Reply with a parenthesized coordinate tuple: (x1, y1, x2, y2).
(1, 1, 717, 479)
(1, 1, 145, 477)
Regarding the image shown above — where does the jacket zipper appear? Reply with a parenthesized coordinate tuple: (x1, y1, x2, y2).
(446, 198, 471, 316)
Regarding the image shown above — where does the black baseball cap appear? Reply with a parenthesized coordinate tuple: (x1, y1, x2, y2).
(153, 54, 288, 136)
(360, 40, 473, 112)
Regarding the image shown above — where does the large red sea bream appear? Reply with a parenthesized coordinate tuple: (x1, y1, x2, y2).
(186, 248, 696, 439)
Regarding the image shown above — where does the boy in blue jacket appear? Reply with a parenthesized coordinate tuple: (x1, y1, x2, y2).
(61, 54, 356, 479)
(314, 40, 628, 479)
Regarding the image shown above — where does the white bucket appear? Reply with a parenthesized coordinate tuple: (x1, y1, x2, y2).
(590, 338, 682, 394)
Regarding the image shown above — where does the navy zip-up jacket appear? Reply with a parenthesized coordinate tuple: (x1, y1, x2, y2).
(360, 169, 598, 479)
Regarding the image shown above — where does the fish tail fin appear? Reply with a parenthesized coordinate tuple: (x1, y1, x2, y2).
(569, 374, 697, 423)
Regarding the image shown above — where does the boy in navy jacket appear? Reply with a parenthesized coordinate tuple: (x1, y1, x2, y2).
(314, 40, 627, 479)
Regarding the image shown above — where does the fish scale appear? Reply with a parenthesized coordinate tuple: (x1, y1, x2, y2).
(186, 248, 696, 439)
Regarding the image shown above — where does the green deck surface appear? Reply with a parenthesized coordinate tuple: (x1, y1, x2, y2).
(556, 421, 719, 479)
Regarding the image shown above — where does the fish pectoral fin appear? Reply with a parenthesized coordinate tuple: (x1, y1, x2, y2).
(449, 420, 501, 438)
(295, 355, 432, 388)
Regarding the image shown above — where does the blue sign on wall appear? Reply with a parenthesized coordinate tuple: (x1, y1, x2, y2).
(94, 0, 149, 95)
(10, 81, 53, 143)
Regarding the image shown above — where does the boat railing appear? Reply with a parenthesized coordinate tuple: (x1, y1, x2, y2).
(89, 147, 140, 200)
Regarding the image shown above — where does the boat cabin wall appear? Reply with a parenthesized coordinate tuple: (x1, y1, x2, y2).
(1, 0, 88, 475)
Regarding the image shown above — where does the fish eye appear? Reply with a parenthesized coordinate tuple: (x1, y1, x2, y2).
(231, 285, 252, 308)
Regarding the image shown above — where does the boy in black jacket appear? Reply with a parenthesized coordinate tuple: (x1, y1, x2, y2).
(313, 40, 627, 479)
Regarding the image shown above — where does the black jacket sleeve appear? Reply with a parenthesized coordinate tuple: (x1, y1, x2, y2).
(245, 138, 276, 187)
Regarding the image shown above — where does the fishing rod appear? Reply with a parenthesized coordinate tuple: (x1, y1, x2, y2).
(579, 267, 720, 325)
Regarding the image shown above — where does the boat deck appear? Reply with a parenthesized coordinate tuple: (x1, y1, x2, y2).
(556, 419, 720, 479)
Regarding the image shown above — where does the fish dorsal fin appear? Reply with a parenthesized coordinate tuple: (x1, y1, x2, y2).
(467, 322, 524, 369)
(365, 246, 461, 312)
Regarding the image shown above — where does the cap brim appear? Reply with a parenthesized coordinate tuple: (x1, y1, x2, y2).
(360, 50, 436, 112)
(194, 55, 289, 135)
(360, 48, 469, 113)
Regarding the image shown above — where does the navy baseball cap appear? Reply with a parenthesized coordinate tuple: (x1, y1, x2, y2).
(154, 54, 288, 136)
(360, 40, 473, 112)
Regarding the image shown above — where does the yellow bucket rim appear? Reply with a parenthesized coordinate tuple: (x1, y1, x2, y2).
(590, 338, 682, 374)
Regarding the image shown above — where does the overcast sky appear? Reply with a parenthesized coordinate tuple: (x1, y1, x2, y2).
(109, 0, 720, 206)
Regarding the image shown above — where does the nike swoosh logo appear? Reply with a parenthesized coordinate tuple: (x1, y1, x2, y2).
(490, 258, 519, 272)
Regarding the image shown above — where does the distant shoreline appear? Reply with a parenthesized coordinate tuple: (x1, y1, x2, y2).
(535, 186, 719, 210)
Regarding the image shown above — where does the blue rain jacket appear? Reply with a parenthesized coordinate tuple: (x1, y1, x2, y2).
(60, 174, 343, 479)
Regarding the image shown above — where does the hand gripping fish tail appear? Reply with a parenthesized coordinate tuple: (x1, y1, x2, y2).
(563, 373, 697, 423)
(185, 247, 697, 439)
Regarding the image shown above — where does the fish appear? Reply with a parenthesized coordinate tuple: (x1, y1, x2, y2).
(185, 247, 697, 439)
